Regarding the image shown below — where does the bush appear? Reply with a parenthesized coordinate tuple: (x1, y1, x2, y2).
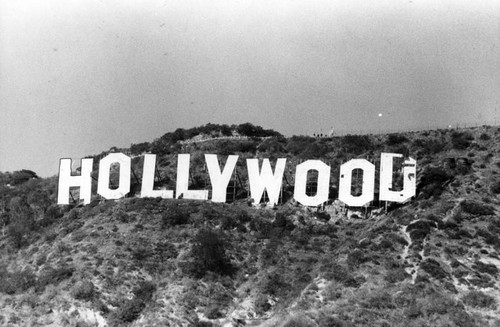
(317, 315, 346, 327)
(387, 134, 409, 146)
(260, 271, 290, 296)
(472, 261, 499, 276)
(36, 266, 75, 292)
(460, 200, 495, 216)
(286, 136, 316, 156)
(257, 138, 287, 153)
(133, 280, 156, 302)
(340, 135, 374, 155)
(0, 267, 36, 294)
(112, 298, 145, 324)
(362, 291, 394, 309)
(346, 249, 367, 267)
(254, 293, 271, 313)
(413, 137, 446, 155)
(204, 304, 223, 319)
(417, 167, 452, 199)
(161, 207, 190, 227)
(154, 241, 178, 261)
(462, 290, 496, 309)
(419, 259, 449, 280)
(7, 222, 31, 248)
(490, 181, 500, 194)
(479, 133, 491, 141)
(282, 314, 315, 327)
(451, 131, 473, 150)
(189, 229, 234, 277)
(236, 122, 282, 138)
(191, 320, 215, 327)
(385, 267, 410, 283)
(71, 280, 96, 301)
(406, 220, 435, 241)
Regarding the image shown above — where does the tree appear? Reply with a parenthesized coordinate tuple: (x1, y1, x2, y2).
(7, 196, 35, 248)
(190, 229, 234, 277)
(10, 170, 38, 185)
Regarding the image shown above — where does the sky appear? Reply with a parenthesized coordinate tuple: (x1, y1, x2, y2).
(0, 0, 499, 177)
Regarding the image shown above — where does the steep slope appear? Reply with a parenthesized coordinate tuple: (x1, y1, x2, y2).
(0, 124, 499, 327)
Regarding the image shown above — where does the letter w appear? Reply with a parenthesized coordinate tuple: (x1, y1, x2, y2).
(246, 158, 286, 206)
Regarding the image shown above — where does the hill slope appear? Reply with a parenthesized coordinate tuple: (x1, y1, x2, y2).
(0, 124, 500, 327)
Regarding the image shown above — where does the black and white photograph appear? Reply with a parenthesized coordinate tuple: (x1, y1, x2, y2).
(0, 1, 499, 326)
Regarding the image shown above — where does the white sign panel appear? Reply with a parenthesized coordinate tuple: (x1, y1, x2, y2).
(176, 154, 209, 200)
(338, 159, 375, 207)
(379, 153, 416, 202)
(205, 154, 238, 203)
(246, 158, 286, 206)
(293, 160, 331, 206)
(58, 158, 93, 205)
(141, 154, 174, 199)
(97, 153, 131, 199)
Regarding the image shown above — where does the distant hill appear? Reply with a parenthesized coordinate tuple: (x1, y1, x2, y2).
(0, 124, 499, 327)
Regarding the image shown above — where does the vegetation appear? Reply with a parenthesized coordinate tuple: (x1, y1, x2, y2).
(0, 124, 499, 326)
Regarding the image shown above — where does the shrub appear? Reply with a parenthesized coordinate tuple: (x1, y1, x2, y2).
(260, 271, 290, 296)
(36, 266, 75, 292)
(417, 167, 453, 199)
(254, 294, 271, 313)
(133, 280, 156, 302)
(317, 315, 345, 327)
(420, 259, 449, 280)
(10, 170, 38, 185)
(406, 220, 435, 241)
(451, 131, 473, 150)
(472, 261, 499, 276)
(44, 204, 64, 221)
(362, 291, 394, 309)
(385, 267, 410, 283)
(282, 314, 315, 327)
(340, 135, 374, 155)
(154, 241, 178, 261)
(462, 290, 496, 309)
(490, 181, 500, 194)
(204, 304, 223, 319)
(412, 138, 446, 155)
(257, 138, 287, 153)
(387, 134, 409, 146)
(71, 280, 96, 301)
(191, 320, 215, 327)
(161, 207, 190, 227)
(286, 136, 316, 156)
(7, 222, 31, 248)
(189, 229, 234, 277)
(236, 122, 281, 138)
(460, 200, 495, 216)
(346, 249, 367, 267)
(0, 267, 36, 294)
(479, 133, 491, 141)
(112, 298, 145, 324)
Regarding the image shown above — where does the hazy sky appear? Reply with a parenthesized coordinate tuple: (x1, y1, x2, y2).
(1, 0, 499, 177)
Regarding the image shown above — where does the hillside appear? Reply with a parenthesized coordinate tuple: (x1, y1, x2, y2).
(0, 123, 500, 327)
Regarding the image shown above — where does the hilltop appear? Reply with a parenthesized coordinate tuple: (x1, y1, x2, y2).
(0, 123, 500, 327)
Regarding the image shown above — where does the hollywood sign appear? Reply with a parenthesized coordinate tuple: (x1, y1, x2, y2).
(57, 153, 416, 207)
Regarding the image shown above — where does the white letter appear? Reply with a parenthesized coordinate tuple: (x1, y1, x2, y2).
(339, 159, 375, 207)
(379, 153, 416, 202)
(57, 158, 93, 205)
(247, 158, 286, 207)
(176, 154, 209, 200)
(293, 160, 331, 206)
(141, 154, 173, 198)
(97, 153, 131, 199)
(205, 154, 238, 203)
